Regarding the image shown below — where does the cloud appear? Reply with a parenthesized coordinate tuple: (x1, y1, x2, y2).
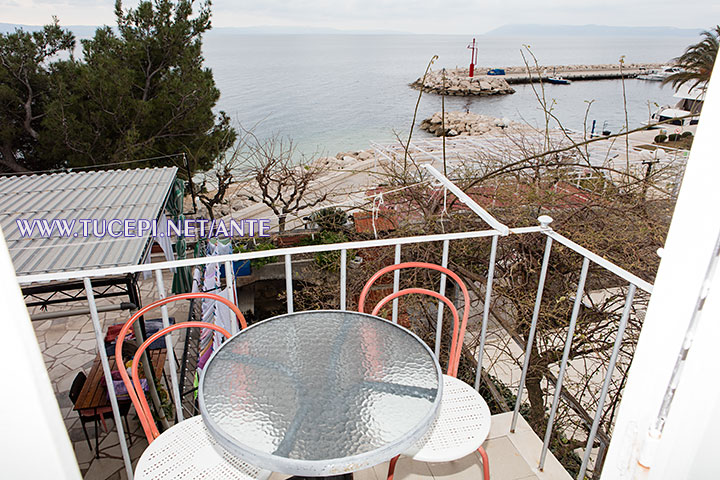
(0, 0, 713, 31)
(209, 0, 711, 32)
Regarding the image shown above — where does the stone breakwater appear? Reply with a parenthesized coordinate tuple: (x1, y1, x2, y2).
(500, 62, 667, 84)
(420, 111, 526, 137)
(495, 62, 664, 75)
(411, 69, 515, 96)
(412, 63, 667, 94)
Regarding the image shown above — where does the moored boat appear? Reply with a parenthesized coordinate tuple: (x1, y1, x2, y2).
(637, 65, 683, 81)
(547, 76, 571, 85)
(648, 83, 705, 127)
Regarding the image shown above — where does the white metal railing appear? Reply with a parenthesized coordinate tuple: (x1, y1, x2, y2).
(16, 167, 654, 480)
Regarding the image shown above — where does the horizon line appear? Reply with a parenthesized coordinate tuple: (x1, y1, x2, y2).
(0, 22, 703, 36)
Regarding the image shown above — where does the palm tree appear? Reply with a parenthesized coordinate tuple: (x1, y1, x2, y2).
(663, 25, 719, 90)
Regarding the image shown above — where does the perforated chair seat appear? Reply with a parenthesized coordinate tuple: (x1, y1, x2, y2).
(135, 416, 270, 480)
(406, 374, 491, 463)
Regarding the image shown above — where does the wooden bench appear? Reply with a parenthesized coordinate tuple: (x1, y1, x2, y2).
(73, 349, 167, 412)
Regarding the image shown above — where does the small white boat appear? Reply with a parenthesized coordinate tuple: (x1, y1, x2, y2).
(637, 66, 683, 81)
(547, 76, 571, 85)
(649, 83, 705, 127)
(546, 68, 571, 85)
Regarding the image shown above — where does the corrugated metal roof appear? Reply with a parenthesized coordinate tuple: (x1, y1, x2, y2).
(0, 167, 177, 277)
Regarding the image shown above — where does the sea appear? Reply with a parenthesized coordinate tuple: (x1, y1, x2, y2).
(201, 34, 692, 156)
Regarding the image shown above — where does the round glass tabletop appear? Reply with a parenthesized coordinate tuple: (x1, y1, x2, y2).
(199, 310, 442, 476)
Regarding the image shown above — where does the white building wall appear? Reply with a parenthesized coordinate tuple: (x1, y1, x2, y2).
(0, 228, 82, 479)
(602, 62, 720, 479)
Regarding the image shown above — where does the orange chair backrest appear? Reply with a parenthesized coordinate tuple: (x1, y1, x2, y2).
(358, 262, 470, 377)
(115, 292, 245, 442)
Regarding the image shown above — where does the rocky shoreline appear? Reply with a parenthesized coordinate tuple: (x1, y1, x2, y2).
(420, 111, 525, 137)
(410, 68, 515, 96)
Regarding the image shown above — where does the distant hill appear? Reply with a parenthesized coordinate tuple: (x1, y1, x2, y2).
(0, 23, 102, 37)
(485, 24, 702, 37)
(0, 23, 405, 37)
(210, 26, 406, 35)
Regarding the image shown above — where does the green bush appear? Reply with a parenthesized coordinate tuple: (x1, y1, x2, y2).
(681, 131, 693, 138)
(654, 134, 667, 143)
(310, 207, 348, 232)
(314, 231, 353, 271)
(234, 240, 277, 269)
(668, 133, 681, 142)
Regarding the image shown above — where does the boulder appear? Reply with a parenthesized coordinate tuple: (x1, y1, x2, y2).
(419, 111, 524, 138)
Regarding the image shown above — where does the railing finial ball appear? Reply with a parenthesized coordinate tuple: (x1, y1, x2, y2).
(538, 215, 553, 227)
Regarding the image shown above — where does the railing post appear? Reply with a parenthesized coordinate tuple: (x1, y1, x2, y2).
(340, 249, 347, 310)
(83, 278, 134, 480)
(512, 218, 554, 432)
(154, 269, 183, 423)
(475, 234, 498, 390)
(540, 256, 590, 469)
(435, 239, 450, 357)
(285, 254, 294, 313)
(392, 244, 401, 323)
(577, 283, 637, 479)
(225, 260, 238, 335)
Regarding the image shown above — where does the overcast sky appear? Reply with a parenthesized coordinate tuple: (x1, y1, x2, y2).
(0, 0, 714, 33)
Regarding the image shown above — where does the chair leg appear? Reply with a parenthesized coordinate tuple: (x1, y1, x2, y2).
(94, 417, 100, 459)
(123, 414, 133, 446)
(80, 420, 93, 452)
(478, 446, 490, 480)
(387, 455, 400, 480)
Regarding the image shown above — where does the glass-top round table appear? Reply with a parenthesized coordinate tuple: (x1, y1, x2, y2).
(199, 310, 442, 476)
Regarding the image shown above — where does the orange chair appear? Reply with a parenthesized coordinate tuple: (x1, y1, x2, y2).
(359, 262, 491, 480)
(115, 292, 269, 480)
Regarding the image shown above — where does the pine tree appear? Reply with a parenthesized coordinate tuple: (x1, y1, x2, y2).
(42, 0, 235, 173)
(0, 19, 74, 172)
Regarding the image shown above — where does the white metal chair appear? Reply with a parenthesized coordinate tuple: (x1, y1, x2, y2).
(115, 292, 271, 480)
(359, 262, 491, 479)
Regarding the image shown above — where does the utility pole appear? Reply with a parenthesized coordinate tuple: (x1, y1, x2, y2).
(441, 68, 447, 175)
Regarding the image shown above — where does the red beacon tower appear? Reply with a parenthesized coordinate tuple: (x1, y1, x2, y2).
(467, 38, 478, 77)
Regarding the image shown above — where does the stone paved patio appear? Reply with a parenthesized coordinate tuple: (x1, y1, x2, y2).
(31, 271, 187, 478)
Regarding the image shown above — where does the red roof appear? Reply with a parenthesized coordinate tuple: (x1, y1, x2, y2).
(362, 181, 597, 218)
(353, 211, 398, 234)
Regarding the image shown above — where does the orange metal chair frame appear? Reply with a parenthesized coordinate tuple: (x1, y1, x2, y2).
(359, 263, 489, 480)
(114, 292, 246, 443)
(370, 287, 460, 373)
(358, 262, 471, 377)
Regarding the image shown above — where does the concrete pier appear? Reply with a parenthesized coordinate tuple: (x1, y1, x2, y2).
(413, 63, 668, 96)
(498, 63, 666, 84)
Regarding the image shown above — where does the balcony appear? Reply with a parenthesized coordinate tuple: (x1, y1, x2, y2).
(32, 276, 575, 480)
(15, 162, 660, 480)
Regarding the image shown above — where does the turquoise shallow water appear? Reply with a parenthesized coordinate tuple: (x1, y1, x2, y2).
(202, 34, 691, 156)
